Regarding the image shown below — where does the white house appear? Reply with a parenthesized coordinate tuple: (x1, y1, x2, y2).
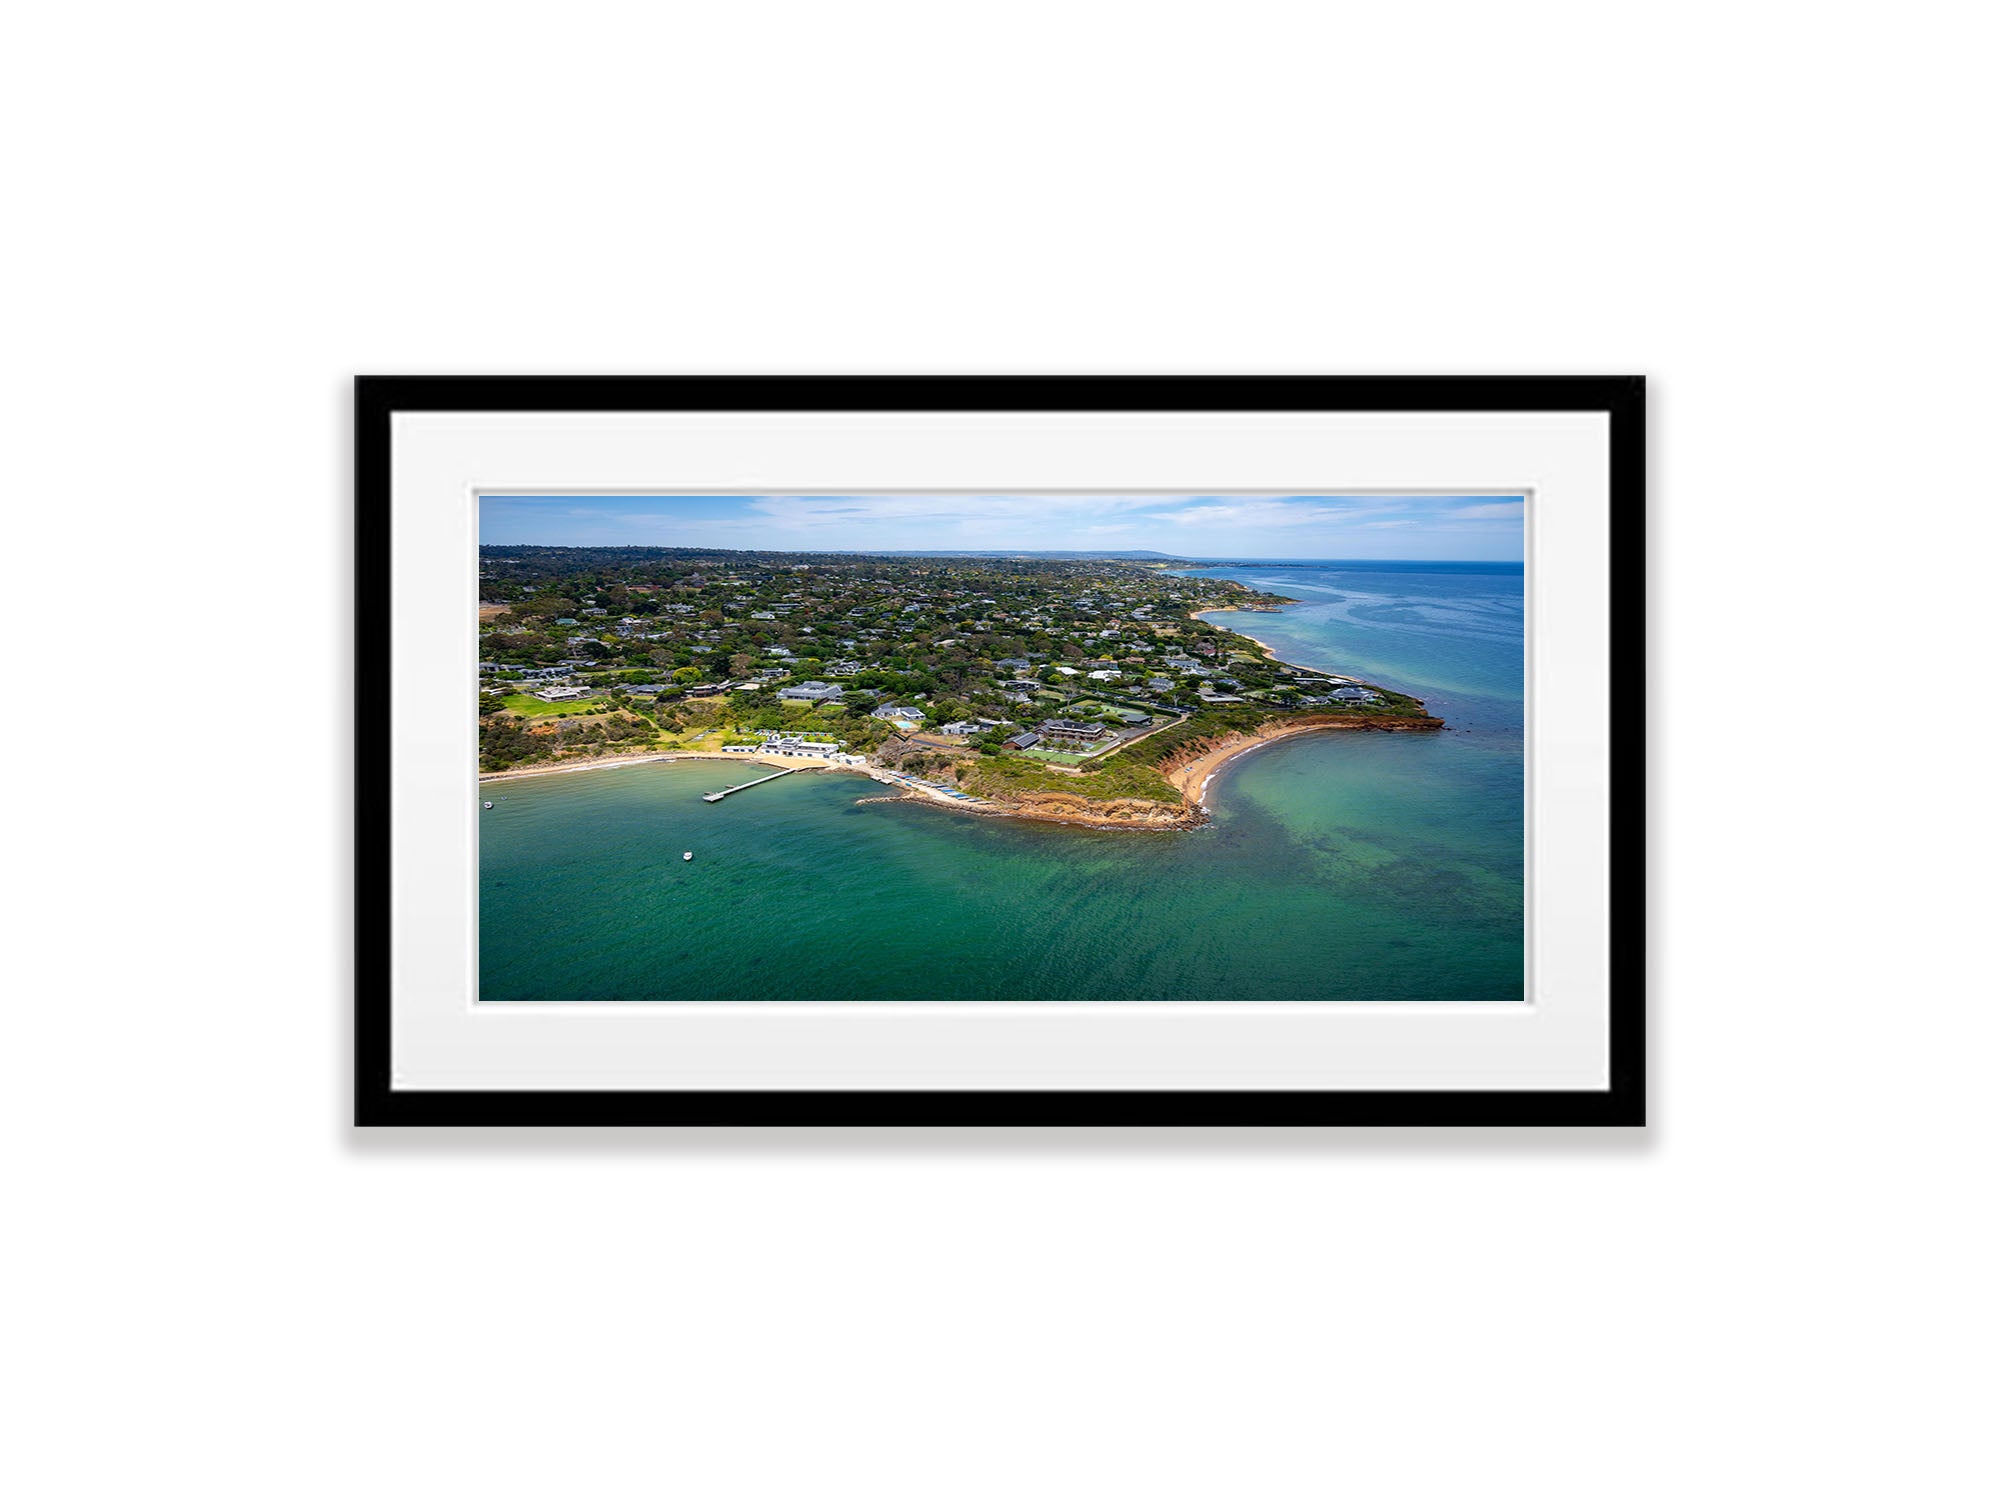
(777, 680, 843, 703)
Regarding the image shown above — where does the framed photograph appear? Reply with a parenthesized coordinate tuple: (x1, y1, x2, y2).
(356, 376, 1643, 1126)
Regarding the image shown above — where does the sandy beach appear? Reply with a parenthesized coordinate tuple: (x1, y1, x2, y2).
(1162, 715, 1443, 807)
(1162, 721, 1340, 805)
(477, 750, 871, 784)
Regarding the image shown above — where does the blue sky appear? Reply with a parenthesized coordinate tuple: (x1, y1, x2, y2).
(478, 493, 1526, 560)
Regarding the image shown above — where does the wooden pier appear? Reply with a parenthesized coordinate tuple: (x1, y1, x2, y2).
(701, 767, 801, 802)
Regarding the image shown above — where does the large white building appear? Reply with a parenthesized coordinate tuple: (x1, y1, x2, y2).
(721, 733, 856, 762)
(777, 680, 843, 703)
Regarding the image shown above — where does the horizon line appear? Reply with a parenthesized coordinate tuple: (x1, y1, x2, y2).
(476, 543, 1519, 564)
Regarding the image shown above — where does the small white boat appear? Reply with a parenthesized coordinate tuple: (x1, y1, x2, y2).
(482, 801, 494, 810)
(683, 851, 693, 861)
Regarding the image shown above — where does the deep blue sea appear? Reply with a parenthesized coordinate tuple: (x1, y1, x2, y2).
(479, 559, 1525, 1002)
(1182, 558, 1524, 747)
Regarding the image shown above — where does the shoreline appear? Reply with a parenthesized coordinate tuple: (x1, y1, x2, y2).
(1193, 605, 1354, 685)
(1188, 735, 1284, 806)
(1163, 716, 1442, 808)
(474, 733, 1432, 830)
(478, 750, 873, 785)
(1166, 722, 1333, 806)
(474, 750, 1180, 831)
(479, 752, 681, 784)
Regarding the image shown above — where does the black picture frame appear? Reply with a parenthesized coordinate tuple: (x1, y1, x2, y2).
(356, 376, 1645, 1127)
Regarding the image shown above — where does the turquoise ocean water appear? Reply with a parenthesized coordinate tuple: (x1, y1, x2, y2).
(478, 561, 1524, 1002)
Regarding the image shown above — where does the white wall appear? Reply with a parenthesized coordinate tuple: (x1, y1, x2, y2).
(7, 5, 1992, 1497)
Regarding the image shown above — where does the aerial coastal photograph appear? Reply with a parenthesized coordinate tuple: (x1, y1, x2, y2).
(476, 492, 1525, 1004)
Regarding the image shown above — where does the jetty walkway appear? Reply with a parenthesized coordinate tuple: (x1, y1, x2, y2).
(701, 767, 801, 802)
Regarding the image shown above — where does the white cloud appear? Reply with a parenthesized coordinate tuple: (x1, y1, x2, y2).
(749, 493, 1173, 532)
(486, 491, 1524, 560)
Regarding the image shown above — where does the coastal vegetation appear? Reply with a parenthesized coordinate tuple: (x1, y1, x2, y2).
(958, 749, 1181, 806)
(473, 546, 1441, 813)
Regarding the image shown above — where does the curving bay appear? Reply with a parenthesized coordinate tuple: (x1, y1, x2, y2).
(479, 560, 1523, 1003)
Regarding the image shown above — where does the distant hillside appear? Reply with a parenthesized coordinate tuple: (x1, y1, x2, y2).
(479, 544, 1193, 564)
(862, 549, 1185, 561)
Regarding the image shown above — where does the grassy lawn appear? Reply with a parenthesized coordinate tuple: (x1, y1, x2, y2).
(500, 692, 608, 717)
(1017, 747, 1089, 766)
(661, 728, 732, 752)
